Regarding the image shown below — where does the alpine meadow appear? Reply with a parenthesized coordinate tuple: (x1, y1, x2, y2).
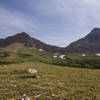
(1, 0, 100, 100)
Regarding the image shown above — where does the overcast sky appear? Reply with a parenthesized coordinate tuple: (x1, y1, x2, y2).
(0, 0, 100, 47)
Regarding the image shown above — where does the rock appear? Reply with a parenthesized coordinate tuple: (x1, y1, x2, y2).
(20, 98, 24, 100)
(52, 94, 55, 96)
(96, 53, 100, 56)
(53, 56, 58, 58)
(35, 94, 41, 98)
(2, 65, 6, 67)
(36, 75, 40, 79)
(26, 97, 30, 100)
(31, 75, 40, 79)
(38, 49, 44, 51)
(20, 94, 30, 100)
(27, 68, 40, 79)
(28, 68, 37, 74)
(14, 49, 18, 52)
(59, 55, 66, 60)
(82, 54, 86, 57)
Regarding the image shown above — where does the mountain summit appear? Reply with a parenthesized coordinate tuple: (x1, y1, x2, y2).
(0, 32, 63, 52)
(1, 28, 100, 53)
(85, 28, 100, 43)
(64, 28, 100, 53)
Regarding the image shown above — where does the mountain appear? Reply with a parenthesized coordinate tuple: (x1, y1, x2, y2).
(64, 28, 100, 53)
(0, 32, 63, 52)
(1, 28, 100, 54)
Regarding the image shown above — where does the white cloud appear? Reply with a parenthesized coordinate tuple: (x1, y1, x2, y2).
(32, 0, 100, 29)
(1, 0, 100, 46)
(0, 5, 37, 37)
(28, 0, 100, 46)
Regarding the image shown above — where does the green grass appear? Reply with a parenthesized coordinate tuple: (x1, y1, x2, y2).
(0, 48, 100, 99)
(1, 48, 100, 69)
(0, 62, 100, 100)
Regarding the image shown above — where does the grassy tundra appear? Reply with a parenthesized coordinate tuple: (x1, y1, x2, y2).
(0, 49, 100, 100)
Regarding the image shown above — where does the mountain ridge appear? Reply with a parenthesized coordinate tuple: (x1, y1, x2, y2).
(0, 32, 63, 53)
(64, 28, 100, 53)
(1, 28, 100, 53)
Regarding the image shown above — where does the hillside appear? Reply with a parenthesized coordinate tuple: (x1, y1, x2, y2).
(1, 28, 100, 54)
(0, 32, 63, 53)
(1, 47, 100, 69)
(64, 28, 100, 53)
(0, 48, 100, 99)
(1, 56, 100, 100)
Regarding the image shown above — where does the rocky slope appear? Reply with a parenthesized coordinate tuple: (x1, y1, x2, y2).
(64, 28, 100, 53)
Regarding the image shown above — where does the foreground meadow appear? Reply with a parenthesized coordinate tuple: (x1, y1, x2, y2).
(0, 62, 100, 100)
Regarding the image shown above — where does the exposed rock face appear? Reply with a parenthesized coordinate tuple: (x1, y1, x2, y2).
(64, 28, 100, 53)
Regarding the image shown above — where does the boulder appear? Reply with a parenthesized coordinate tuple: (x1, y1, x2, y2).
(28, 68, 37, 74)
(20, 94, 30, 100)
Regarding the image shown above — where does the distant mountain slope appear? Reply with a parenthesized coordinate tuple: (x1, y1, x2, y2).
(0, 32, 63, 53)
(4, 42, 24, 51)
(64, 28, 100, 53)
(1, 28, 100, 53)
